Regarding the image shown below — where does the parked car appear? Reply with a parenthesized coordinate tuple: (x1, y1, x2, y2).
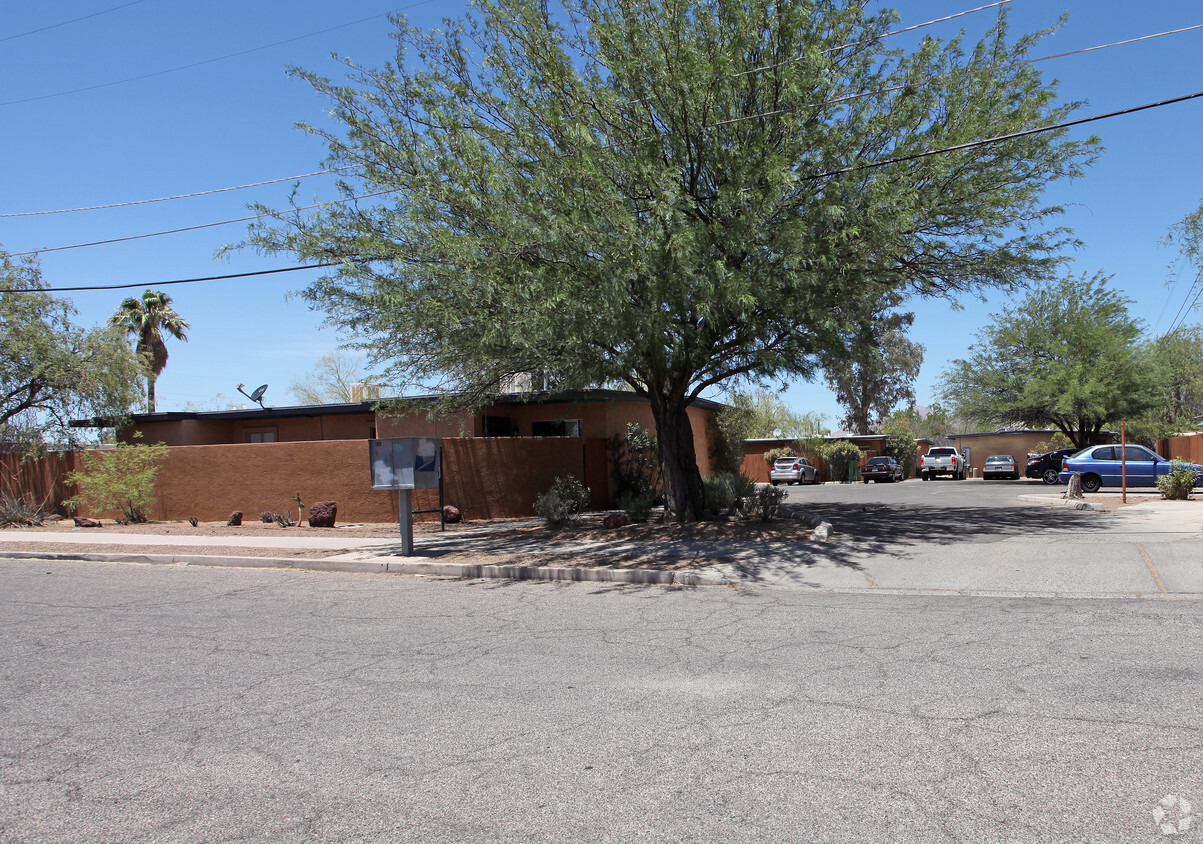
(1024, 448, 1080, 484)
(769, 456, 817, 485)
(919, 446, 966, 480)
(1058, 444, 1203, 492)
(860, 456, 904, 483)
(982, 454, 1020, 480)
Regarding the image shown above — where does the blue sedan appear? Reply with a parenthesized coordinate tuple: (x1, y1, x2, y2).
(1058, 444, 1201, 493)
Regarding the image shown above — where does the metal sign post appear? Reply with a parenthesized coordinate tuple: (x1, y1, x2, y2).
(369, 437, 441, 556)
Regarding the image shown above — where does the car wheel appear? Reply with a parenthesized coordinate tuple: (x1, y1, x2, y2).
(771, 480, 779, 486)
(1081, 474, 1102, 494)
(1042, 468, 1059, 485)
(921, 472, 929, 481)
(863, 478, 869, 484)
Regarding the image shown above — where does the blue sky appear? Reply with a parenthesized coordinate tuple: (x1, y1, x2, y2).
(2, 0, 1201, 424)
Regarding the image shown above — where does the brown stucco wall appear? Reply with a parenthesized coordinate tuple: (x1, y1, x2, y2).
(87, 436, 611, 523)
(1, 451, 78, 515)
(948, 432, 1064, 476)
(128, 412, 377, 446)
(150, 440, 394, 522)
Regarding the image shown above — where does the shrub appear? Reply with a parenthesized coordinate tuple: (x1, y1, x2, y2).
(617, 489, 656, 522)
(1156, 460, 1198, 500)
(742, 483, 787, 521)
(709, 401, 753, 476)
(763, 446, 795, 466)
(535, 475, 591, 527)
(65, 441, 167, 523)
(879, 421, 918, 479)
(818, 439, 863, 482)
(704, 472, 755, 517)
(0, 491, 47, 527)
(609, 423, 660, 507)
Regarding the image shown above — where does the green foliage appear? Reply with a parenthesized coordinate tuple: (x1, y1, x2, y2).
(617, 489, 656, 522)
(110, 290, 189, 414)
(723, 389, 826, 440)
(818, 440, 864, 482)
(763, 446, 795, 466)
(709, 401, 752, 476)
(821, 307, 924, 434)
(940, 274, 1159, 448)
(534, 475, 591, 527)
(65, 441, 168, 523)
(1128, 326, 1203, 442)
(0, 490, 47, 527)
(703, 472, 756, 517)
(608, 423, 660, 506)
(1156, 459, 1198, 501)
(742, 484, 787, 522)
(1, 251, 144, 452)
(879, 420, 918, 478)
(244, 0, 1097, 520)
(1033, 432, 1074, 454)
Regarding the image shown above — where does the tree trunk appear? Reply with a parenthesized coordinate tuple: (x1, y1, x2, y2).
(648, 392, 707, 522)
(147, 376, 156, 414)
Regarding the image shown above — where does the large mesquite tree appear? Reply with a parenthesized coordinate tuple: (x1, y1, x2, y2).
(247, 0, 1096, 520)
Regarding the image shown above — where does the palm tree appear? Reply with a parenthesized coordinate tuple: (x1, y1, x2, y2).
(110, 290, 189, 413)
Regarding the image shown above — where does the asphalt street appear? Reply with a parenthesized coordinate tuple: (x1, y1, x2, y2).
(2, 553, 1202, 843)
(2, 478, 1202, 842)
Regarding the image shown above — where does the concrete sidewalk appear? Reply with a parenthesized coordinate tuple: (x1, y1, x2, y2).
(2, 495, 1200, 596)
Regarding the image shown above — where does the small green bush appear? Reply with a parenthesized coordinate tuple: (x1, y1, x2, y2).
(763, 446, 795, 466)
(535, 475, 591, 527)
(704, 472, 755, 516)
(1157, 460, 1199, 500)
(65, 441, 167, 523)
(0, 491, 47, 527)
(742, 483, 786, 522)
(618, 489, 656, 522)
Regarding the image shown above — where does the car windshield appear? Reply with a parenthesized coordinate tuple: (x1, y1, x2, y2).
(986, 456, 1011, 463)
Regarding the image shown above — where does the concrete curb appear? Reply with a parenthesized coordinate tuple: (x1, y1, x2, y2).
(1, 550, 698, 586)
(1017, 494, 1108, 511)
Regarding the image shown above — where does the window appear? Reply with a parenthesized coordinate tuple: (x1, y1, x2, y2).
(483, 415, 513, 437)
(245, 430, 276, 443)
(531, 419, 582, 437)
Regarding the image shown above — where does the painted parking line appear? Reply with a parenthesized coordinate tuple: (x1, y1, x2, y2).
(1136, 542, 1168, 594)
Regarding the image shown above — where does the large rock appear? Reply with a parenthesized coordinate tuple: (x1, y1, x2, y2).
(603, 512, 630, 529)
(442, 505, 462, 524)
(227, 511, 243, 526)
(308, 501, 337, 528)
(73, 517, 102, 528)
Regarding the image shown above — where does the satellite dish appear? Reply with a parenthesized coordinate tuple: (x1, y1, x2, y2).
(236, 382, 269, 409)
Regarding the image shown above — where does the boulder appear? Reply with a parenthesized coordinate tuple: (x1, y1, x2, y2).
(603, 512, 630, 529)
(73, 517, 102, 528)
(44, 514, 64, 522)
(227, 511, 243, 526)
(308, 500, 337, 528)
(442, 505, 462, 524)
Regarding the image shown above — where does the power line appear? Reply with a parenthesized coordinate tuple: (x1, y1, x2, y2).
(734, 0, 1013, 79)
(0, 0, 441, 107)
(0, 1, 150, 44)
(7, 88, 1201, 290)
(808, 89, 1203, 180)
(7, 189, 397, 258)
(3, 263, 337, 294)
(0, 165, 355, 218)
(7, 10, 1193, 221)
(709, 22, 1203, 130)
